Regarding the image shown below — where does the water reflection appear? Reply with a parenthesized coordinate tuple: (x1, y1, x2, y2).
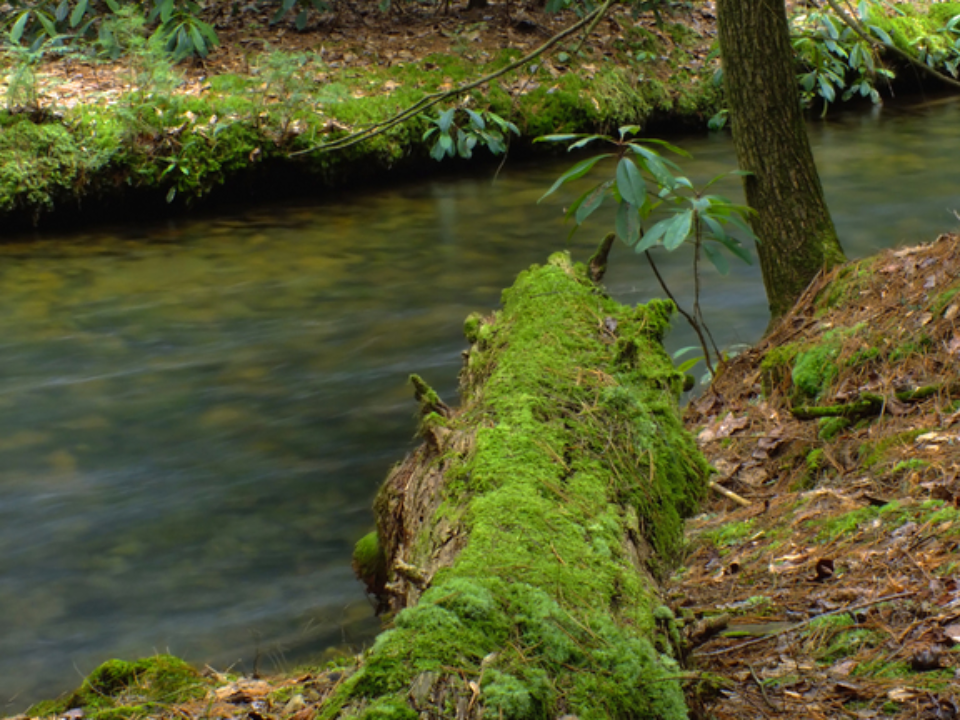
(1, 94, 959, 711)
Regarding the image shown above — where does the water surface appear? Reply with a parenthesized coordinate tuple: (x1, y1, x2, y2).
(2, 94, 959, 711)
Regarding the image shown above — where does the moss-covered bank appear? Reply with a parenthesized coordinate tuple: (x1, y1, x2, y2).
(0, 33, 720, 232)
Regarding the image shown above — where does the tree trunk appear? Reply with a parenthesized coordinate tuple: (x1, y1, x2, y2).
(717, 0, 846, 322)
(341, 251, 709, 719)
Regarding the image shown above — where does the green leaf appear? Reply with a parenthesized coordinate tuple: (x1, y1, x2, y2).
(175, 25, 190, 58)
(575, 179, 613, 225)
(672, 346, 701, 360)
(635, 137, 692, 158)
(702, 242, 730, 274)
(439, 133, 454, 156)
(712, 234, 753, 264)
(701, 214, 730, 243)
(615, 157, 646, 207)
(869, 24, 893, 45)
(36, 12, 57, 38)
(423, 127, 438, 141)
(437, 107, 456, 133)
(818, 75, 836, 103)
(615, 201, 642, 246)
(56, 0, 70, 23)
(11, 12, 30, 43)
(160, 0, 175, 24)
(677, 356, 704, 373)
(663, 209, 693, 250)
(630, 146, 679, 190)
(568, 135, 606, 151)
(635, 220, 670, 253)
(189, 24, 207, 56)
(430, 138, 446, 162)
(166, 186, 177, 203)
(535, 133, 583, 143)
(296, 9, 308, 30)
(466, 109, 485, 131)
(617, 124, 641, 139)
(70, 0, 88, 27)
(538, 153, 614, 203)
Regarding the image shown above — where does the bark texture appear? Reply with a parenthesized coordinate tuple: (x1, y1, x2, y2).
(717, 0, 846, 321)
(332, 251, 709, 720)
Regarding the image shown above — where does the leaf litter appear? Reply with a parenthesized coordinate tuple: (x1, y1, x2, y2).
(677, 233, 960, 719)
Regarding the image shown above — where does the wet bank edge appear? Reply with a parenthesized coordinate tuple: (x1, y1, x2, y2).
(0, 42, 723, 235)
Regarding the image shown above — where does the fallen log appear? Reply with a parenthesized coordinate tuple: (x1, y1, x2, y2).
(343, 250, 709, 720)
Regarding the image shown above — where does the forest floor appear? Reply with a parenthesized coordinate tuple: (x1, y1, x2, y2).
(7, 0, 716, 112)
(675, 233, 960, 719)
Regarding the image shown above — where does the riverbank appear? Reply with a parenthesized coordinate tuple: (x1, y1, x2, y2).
(3, 0, 960, 231)
(0, 0, 722, 232)
(8, 232, 960, 719)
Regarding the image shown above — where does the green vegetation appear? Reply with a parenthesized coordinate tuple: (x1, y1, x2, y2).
(703, 518, 755, 547)
(28, 656, 207, 720)
(858, 429, 926, 468)
(323, 253, 708, 719)
(537, 127, 757, 377)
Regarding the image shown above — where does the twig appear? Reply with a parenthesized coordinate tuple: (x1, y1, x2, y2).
(697, 590, 915, 657)
(710, 480, 751, 507)
(645, 249, 715, 375)
(289, 0, 615, 157)
(748, 663, 778, 712)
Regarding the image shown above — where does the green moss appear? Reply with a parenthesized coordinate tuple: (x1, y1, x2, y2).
(354, 532, 386, 579)
(806, 448, 825, 472)
(891, 458, 927, 474)
(859, 429, 926, 468)
(930, 283, 960, 317)
(330, 253, 706, 719)
(817, 416, 849, 441)
(818, 628, 882, 663)
(792, 331, 846, 399)
(29, 656, 206, 720)
(703, 519, 755, 548)
(759, 342, 801, 396)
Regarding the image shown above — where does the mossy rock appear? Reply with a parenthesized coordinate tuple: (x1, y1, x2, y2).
(29, 656, 206, 720)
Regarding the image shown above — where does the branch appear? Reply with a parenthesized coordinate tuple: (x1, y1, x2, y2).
(696, 590, 915, 657)
(824, 0, 960, 91)
(289, 0, 616, 158)
(645, 249, 716, 377)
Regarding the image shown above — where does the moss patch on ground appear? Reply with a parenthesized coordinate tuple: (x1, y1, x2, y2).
(28, 656, 207, 720)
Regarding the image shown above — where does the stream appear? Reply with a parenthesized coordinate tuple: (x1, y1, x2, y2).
(2, 94, 959, 711)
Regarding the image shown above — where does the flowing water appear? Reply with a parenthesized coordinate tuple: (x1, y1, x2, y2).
(2, 95, 959, 711)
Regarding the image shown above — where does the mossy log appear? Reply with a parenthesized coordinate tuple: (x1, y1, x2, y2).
(335, 252, 709, 720)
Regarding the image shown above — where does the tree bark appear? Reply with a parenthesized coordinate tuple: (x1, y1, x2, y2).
(717, 0, 847, 322)
(339, 251, 709, 719)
